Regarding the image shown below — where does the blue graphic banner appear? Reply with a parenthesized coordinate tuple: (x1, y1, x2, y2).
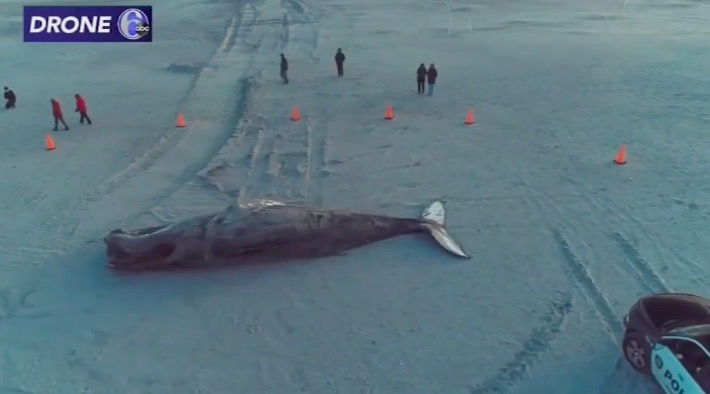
(23, 6, 152, 42)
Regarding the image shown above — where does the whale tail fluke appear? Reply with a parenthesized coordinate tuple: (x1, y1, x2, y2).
(420, 201, 470, 259)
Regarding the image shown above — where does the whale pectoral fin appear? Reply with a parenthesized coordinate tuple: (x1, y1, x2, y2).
(282, 199, 308, 206)
(240, 199, 288, 210)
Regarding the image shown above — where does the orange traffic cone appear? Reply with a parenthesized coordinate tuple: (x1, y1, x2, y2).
(465, 109, 475, 125)
(45, 134, 56, 151)
(176, 113, 186, 127)
(614, 144, 627, 165)
(291, 105, 301, 121)
(384, 104, 394, 120)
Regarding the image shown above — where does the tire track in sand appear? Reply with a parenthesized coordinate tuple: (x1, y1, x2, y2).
(69, 7, 244, 215)
(561, 173, 702, 286)
(551, 228, 623, 336)
(611, 231, 671, 294)
(525, 178, 671, 296)
(470, 291, 573, 394)
(145, 0, 322, 210)
(58, 1, 249, 243)
(540, 176, 668, 394)
(64, 0, 323, 245)
(238, 0, 325, 204)
(520, 172, 622, 341)
(467, 169, 598, 393)
(520, 170, 662, 392)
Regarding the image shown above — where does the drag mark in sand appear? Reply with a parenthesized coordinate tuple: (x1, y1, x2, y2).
(198, 116, 263, 200)
(90, 77, 255, 234)
(80, 4, 244, 203)
(233, 0, 323, 203)
(61, 2, 247, 237)
(240, 121, 277, 201)
(219, 14, 239, 53)
(304, 121, 327, 205)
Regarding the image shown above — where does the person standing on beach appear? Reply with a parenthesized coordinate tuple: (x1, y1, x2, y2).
(335, 48, 345, 77)
(280, 53, 289, 84)
(51, 98, 69, 131)
(427, 63, 438, 96)
(416, 64, 427, 94)
(4, 87, 16, 109)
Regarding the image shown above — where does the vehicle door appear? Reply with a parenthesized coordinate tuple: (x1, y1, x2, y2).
(651, 338, 706, 394)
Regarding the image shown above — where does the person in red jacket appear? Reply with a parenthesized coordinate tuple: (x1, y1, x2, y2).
(51, 99, 69, 131)
(74, 94, 92, 125)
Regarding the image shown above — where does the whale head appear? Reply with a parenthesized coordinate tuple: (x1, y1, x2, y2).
(104, 226, 175, 270)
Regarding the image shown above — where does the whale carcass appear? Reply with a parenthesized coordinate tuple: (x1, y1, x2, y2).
(104, 199, 470, 269)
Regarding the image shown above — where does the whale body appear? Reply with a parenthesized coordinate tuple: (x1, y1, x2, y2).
(104, 199, 470, 270)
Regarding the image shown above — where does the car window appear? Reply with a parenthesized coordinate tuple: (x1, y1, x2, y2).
(695, 333, 710, 350)
(661, 337, 710, 390)
(645, 298, 710, 329)
(653, 341, 707, 393)
(695, 361, 710, 389)
(669, 324, 710, 349)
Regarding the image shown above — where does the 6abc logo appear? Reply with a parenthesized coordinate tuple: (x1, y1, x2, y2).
(117, 8, 150, 40)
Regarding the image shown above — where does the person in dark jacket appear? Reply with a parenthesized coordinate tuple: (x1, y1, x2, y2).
(3, 87, 15, 109)
(335, 48, 345, 77)
(416, 64, 427, 94)
(280, 53, 288, 84)
(51, 98, 69, 131)
(427, 63, 438, 96)
(75, 94, 92, 125)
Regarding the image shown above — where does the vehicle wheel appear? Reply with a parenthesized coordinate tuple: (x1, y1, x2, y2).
(623, 331, 651, 375)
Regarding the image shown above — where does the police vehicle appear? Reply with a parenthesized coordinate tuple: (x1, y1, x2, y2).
(623, 293, 710, 393)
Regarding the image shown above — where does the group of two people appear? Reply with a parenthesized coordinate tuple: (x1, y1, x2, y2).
(52, 95, 92, 131)
(279, 48, 347, 84)
(416, 63, 438, 96)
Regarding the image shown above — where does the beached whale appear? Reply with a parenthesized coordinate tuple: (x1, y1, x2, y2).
(104, 199, 470, 269)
